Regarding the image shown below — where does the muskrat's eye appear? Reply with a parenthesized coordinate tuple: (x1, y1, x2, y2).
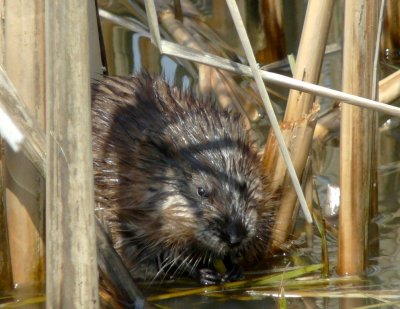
(197, 187, 208, 198)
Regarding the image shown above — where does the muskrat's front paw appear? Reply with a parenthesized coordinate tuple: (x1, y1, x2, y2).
(199, 268, 224, 285)
(198, 265, 243, 286)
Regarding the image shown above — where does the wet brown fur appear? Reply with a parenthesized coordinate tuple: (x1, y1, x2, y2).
(92, 74, 276, 281)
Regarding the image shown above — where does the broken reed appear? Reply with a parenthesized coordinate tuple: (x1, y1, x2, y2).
(263, 0, 335, 251)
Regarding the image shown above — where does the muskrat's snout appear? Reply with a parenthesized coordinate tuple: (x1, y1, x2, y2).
(221, 219, 248, 248)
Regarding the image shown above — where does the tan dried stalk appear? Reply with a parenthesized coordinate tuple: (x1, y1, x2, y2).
(0, 145, 12, 292)
(264, 0, 335, 249)
(0, 0, 46, 292)
(257, 0, 287, 64)
(379, 70, 400, 103)
(46, 0, 99, 307)
(381, 0, 400, 54)
(337, 0, 379, 276)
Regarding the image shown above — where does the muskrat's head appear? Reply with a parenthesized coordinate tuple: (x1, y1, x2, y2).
(147, 120, 275, 269)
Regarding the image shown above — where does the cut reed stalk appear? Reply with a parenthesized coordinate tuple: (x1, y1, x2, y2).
(0, 0, 46, 294)
(45, 1, 99, 307)
(266, 0, 335, 249)
(337, 0, 379, 276)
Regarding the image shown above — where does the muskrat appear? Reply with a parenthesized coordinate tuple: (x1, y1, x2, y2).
(92, 74, 275, 284)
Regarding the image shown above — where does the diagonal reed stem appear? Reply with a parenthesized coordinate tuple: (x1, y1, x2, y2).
(224, 0, 312, 223)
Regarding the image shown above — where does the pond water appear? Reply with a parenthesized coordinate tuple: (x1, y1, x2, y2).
(96, 0, 400, 308)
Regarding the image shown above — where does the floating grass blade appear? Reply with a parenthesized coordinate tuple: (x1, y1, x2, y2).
(312, 211, 330, 278)
(279, 287, 287, 309)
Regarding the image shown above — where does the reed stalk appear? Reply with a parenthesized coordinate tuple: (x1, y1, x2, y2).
(45, 0, 98, 307)
(0, 0, 46, 295)
(381, 0, 400, 56)
(257, 0, 286, 64)
(379, 70, 400, 103)
(337, 0, 379, 276)
(265, 0, 335, 249)
(0, 151, 12, 293)
(96, 219, 150, 309)
(0, 9, 6, 292)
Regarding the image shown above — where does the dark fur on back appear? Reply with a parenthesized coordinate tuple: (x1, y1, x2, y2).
(92, 74, 275, 281)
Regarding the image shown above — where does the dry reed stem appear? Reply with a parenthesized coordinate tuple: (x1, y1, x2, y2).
(381, 0, 400, 54)
(144, 0, 161, 48)
(266, 0, 334, 247)
(313, 105, 341, 142)
(337, 0, 379, 276)
(379, 70, 400, 103)
(0, 0, 46, 292)
(256, 0, 286, 64)
(198, 61, 212, 97)
(284, 0, 335, 121)
(96, 219, 150, 309)
(46, 1, 99, 307)
(266, 106, 319, 246)
(0, 154, 12, 292)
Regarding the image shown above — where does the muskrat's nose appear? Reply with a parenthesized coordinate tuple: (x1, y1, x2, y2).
(226, 220, 247, 247)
